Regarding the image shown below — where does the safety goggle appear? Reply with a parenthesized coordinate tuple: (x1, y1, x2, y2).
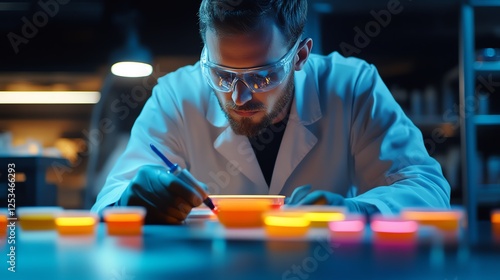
(200, 39, 301, 93)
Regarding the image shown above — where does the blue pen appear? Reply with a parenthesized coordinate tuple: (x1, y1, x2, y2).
(150, 143, 218, 214)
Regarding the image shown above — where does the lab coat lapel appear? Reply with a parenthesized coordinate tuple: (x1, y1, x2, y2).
(214, 127, 268, 191)
(207, 92, 268, 191)
(269, 70, 322, 194)
(268, 108, 318, 194)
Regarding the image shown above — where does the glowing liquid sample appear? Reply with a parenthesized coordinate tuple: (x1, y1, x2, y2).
(103, 207, 146, 235)
(55, 211, 98, 235)
(263, 211, 310, 237)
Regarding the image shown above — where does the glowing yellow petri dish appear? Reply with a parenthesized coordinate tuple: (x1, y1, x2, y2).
(55, 211, 98, 235)
(17, 207, 63, 230)
(370, 215, 418, 242)
(0, 214, 7, 236)
(328, 214, 366, 241)
(263, 211, 310, 237)
(401, 207, 464, 232)
(492, 210, 500, 237)
(103, 206, 146, 235)
(283, 206, 346, 227)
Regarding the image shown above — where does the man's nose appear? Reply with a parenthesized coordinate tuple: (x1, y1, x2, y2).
(231, 79, 253, 106)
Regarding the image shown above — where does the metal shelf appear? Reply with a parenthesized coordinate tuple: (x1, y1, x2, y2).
(474, 61, 500, 73)
(474, 115, 500, 125)
(460, 2, 500, 243)
(460, 3, 476, 243)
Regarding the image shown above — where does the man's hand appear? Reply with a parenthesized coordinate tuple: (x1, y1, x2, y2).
(117, 165, 205, 224)
(285, 184, 312, 204)
(291, 189, 380, 215)
(293, 190, 346, 206)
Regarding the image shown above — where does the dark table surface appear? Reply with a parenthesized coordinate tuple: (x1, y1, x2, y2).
(1, 217, 499, 280)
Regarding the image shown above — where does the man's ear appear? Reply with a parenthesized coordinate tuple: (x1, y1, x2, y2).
(294, 38, 313, 71)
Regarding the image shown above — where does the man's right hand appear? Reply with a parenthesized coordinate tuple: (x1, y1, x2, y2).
(117, 165, 204, 224)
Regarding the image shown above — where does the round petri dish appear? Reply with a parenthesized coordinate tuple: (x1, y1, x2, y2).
(370, 214, 419, 243)
(328, 213, 366, 242)
(282, 205, 346, 227)
(262, 210, 310, 238)
(400, 207, 464, 232)
(55, 210, 98, 235)
(103, 206, 146, 235)
(17, 206, 63, 231)
(492, 209, 500, 238)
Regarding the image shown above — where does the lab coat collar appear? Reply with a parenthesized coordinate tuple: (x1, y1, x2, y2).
(213, 128, 269, 193)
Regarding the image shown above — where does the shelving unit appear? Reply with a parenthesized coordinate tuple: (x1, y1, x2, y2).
(459, 0, 500, 243)
(474, 61, 500, 72)
(474, 115, 500, 125)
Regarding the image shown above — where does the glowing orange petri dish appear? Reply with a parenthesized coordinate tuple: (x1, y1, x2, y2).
(401, 207, 464, 232)
(328, 214, 366, 241)
(103, 206, 146, 235)
(283, 205, 346, 228)
(17, 207, 63, 231)
(370, 215, 418, 242)
(492, 210, 500, 238)
(263, 211, 310, 237)
(55, 211, 98, 235)
(0, 214, 7, 236)
(210, 195, 285, 210)
(213, 196, 282, 228)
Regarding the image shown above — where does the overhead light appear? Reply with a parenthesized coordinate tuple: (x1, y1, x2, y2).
(110, 12, 152, 78)
(0, 91, 101, 104)
(111, 61, 152, 78)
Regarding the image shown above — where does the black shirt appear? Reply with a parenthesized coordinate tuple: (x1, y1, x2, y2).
(248, 118, 288, 187)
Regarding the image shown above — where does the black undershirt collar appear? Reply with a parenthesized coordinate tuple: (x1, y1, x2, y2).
(248, 116, 289, 187)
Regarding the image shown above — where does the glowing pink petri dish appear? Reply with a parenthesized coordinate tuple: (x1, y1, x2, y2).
(370, 215, 418, 243)
(328, 214, 366, 242)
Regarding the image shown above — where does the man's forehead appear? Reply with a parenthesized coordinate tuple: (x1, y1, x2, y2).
(204, 26, 288, 68)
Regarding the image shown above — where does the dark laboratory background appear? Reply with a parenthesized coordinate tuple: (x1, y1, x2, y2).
(0, 0, 499, 226)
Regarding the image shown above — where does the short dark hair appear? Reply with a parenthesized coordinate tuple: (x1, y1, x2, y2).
(198, 0, 307, 48)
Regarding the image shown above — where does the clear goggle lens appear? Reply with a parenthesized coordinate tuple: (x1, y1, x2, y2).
(200, 39, 300, 93)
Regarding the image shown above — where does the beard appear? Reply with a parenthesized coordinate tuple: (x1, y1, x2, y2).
(216, 72, 294, 137)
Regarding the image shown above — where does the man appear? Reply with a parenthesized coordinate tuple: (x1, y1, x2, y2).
(91, 0, 450, 224)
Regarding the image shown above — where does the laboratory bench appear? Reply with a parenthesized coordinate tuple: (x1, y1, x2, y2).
(1, 216, 499, 280)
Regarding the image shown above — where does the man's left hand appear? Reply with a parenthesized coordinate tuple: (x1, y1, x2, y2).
(293, 190, 345, 206)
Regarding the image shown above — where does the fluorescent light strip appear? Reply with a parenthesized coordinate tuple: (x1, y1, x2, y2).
(0, 91, 101, 104)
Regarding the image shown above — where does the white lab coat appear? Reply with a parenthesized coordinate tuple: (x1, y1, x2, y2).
(91, 52, 451, 214)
